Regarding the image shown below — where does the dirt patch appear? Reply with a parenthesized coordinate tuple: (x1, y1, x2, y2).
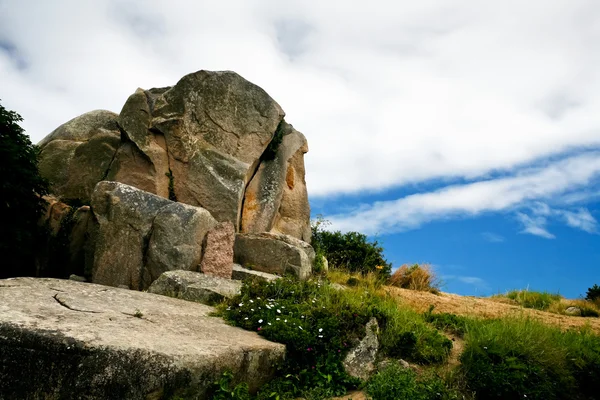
(384, 286, 600, 334)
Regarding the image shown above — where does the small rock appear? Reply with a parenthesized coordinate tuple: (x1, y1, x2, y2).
(565, 306, 582, 316)
(343, 318, 379, 381)
(69, 275, 86, 282)
(148, 270, 241, 306)
(330, 283, 347, 291)
(232, 264, 279, 282)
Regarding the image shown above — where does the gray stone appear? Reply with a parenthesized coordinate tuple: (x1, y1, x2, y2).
(234, 232, 314, 279)
(232, 264, 280, 282)
(565, 306, 582, 316)
(146, 202, 218, 283)
(343, 318, 379, 381)
(69, 274, 86, 282)
(148, 270, 242, 306)
(90, 182, 216, 290)
(330, 283, 347, 291)
(0, 277, 284, 399)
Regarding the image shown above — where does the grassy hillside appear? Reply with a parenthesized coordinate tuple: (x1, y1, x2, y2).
(207, 267, 600, 400)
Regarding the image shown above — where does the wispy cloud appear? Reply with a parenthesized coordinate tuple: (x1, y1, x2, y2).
(481, 232, 505, 243)
(442, 274, 491, 292)
(561, 208, 598, 233)
(515, 212, 556, 239)
(326, 152, 600, 235)
(514, 202, 598, 238)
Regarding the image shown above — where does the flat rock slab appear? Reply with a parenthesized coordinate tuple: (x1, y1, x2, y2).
(148, 270, 242, 305)
(232, 264, 280, 282)
(0, 278, 285, 399)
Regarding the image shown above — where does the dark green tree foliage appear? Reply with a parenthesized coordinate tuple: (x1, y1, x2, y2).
(311, 217, 392, 276)
(586, 284, 600, 302)
(0, 100, 49, 278)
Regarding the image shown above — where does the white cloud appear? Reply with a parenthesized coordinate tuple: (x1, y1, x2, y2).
(1, 0, 600, 199)
(515, 212, 556, 239)
(560, 208, 598, 233)
(481, 232, 505, 243)
(326, 152, 600, 234)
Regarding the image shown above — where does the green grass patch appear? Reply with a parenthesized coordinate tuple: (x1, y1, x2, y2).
(460, 316, 600, 400)
(423, 307, 470, 338)
(495, 289, 562, 310)
(365, 361, 461, 400)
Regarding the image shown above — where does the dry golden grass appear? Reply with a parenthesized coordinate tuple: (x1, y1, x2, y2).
(388, 263, 440, 293)
(384, 286, 600, 334)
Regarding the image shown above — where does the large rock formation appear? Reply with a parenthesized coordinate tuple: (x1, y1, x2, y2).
(37, 70, 311, 241)
(0, 277, 285, 399)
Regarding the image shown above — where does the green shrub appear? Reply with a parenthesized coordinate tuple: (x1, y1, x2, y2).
(586, 284, 600, 302)
(311, 217, 392, 276)
(365, 361, 460, 400)
(0, 100, 49, 278)
(503, 289, 562, 310)
(220, 278, 366, 397)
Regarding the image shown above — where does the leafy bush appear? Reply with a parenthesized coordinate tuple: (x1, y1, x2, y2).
(365, 361, 460, 400)
(388, 264, 441, 293)
(586, 284, 600, 302)
(220, 278, 366, 397)
(311, 217, 392, 276)
(0, 100, 49, 278)
(501, 289, 562, 310)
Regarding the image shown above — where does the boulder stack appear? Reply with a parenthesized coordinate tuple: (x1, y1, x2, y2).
(35, 70, 314, 289)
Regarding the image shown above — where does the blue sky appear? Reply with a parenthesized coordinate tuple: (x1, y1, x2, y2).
(1, 0, 600, 298)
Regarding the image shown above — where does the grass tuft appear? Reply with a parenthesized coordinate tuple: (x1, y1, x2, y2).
(388, 264, 441, 293)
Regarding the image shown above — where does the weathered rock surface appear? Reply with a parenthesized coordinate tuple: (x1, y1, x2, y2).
(241, 122, 311, 242)
(234, 232, 314, 279)
(200, 222, 235, 279)
(565, 306, 582, 316)
(343, 318, 379, 381)
(232, 264, 280, 282)
(148, 270, 241, 305)
(37, 70, 311, 241)
(38, 110, 121, 203)
(91, 181, 217, 290)
(0, 277, 285, 399)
